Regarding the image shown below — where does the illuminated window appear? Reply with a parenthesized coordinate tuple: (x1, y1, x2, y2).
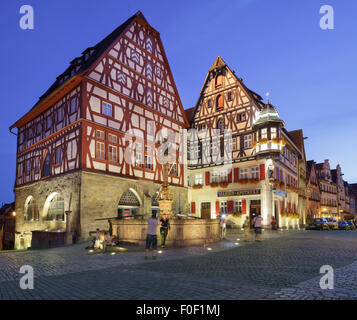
(108, 133, 117, 144)
(96, 130, 105, 140)
(250, 167, 259, 180)
(96, 141, 105, 159)
(244, 134, 252, 148)
(195, 174, 203, 185)
(25, 197, 39, 221)
(239, 168, 249, 180)
(108, 145, 117, 162)
(261, 128, 268, 139)
(47, 194, 64, 221)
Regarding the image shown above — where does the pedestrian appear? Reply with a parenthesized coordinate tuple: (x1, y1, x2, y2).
(220, 214, 227, 240)
(253, 214, 263, 241)
(145, 212, 159, 260)
(160, 214, 170, 248)
(243, 216, 250, 242)
(271, 216, 278, 230)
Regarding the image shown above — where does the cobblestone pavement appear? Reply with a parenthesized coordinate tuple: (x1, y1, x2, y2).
(1, 229, 357, 300)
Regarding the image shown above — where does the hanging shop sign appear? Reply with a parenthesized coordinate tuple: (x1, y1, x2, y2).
(217, 189, 261, 197)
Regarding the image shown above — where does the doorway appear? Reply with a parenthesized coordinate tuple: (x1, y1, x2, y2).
(201, 202, 211, 219)
(249, 200, 261, 227)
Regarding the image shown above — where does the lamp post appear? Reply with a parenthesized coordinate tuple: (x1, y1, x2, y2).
(268, 161, 275, 228)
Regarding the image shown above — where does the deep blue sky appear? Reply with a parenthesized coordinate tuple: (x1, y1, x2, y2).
(1, 0, 356, 204)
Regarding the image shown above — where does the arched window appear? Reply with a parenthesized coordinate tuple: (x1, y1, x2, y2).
(118, 189, 141, 220)
(215, 74, 223, 88)
(47, 194, 64, 221)
(217, 119, 224, 134)
(24, 196, 39, 221)
(216, 95, 223, 110)
(119, 190, 141, 206)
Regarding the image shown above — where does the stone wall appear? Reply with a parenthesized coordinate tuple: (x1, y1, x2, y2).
(14, 171, 81, 249)
(14, 170, 189, 247)
(79, 171, 188, 240)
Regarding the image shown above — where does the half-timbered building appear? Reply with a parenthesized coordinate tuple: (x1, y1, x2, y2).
(316, 160, 338, 218)
(306, 160, 321, 221)
(10, 11, 189, 249)
(185, 57, 302, 229)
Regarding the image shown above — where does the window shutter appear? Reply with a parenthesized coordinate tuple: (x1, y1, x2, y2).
(234, 167, 239, 182)
(260, 164, 265, 180)
(191, 202, 196, 214)
(227, 200, 234, 214)
(228, 170, 232, 183)
(242, 200, 247, 214)
(216, 201, 220, 215)
(205, 171, 210, 185)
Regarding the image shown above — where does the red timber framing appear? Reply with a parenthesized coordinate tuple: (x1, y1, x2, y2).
(10, 11, 188, 188)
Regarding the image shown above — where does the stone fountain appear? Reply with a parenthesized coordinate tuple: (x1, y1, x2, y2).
(109, 160, 220, 247)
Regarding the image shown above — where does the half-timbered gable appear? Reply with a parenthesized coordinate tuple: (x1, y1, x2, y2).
(80, 12, 188, 187)
(187, 57, 264, 165)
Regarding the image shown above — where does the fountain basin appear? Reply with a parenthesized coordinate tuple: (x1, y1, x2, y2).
(110, 218, 220, 247)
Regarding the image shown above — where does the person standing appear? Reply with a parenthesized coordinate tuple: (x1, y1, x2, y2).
(145, 212, 159, 260)
(243, 216, 250, 242)
(253, 213, 263, 241)
(220, 214, 227, 240)
(160, 215, 170, 248)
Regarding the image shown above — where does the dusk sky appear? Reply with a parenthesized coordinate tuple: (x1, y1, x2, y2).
(1, 0, 356, 204)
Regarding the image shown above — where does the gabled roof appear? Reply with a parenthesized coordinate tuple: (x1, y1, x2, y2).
(10, 11, 192, 130)
(10, 12, 142, 130)
(287, 129, 306, 160)
(184, 107, 195, 123)
(188, 56, 264, 124)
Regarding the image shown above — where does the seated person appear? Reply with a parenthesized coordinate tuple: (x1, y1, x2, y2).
(102, 232, 112, 252)
(111, 234, 119, 246)
(94, 230, 104, 250)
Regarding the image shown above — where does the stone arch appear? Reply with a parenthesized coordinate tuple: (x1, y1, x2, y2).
(118, 188, 141, 219)
(43, 192, 65, 221)
(24, 195, 39, 221)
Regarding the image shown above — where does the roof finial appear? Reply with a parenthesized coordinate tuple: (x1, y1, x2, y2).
(266, 92, 270, 104)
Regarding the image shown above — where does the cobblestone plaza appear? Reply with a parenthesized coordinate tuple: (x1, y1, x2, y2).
(1, 230, 357, 300)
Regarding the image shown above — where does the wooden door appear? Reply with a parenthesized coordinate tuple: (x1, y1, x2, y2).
(201, 202, 211, 219)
